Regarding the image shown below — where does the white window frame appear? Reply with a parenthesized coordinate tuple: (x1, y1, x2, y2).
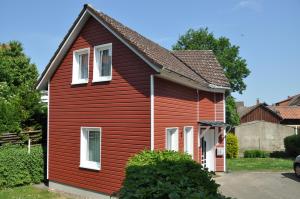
(165, 127, 179, 151)
(72, 48, 90, 85)
(80, 127, 101, 171)
(184, 126, 194, 158)
(93, 43, 112, 82)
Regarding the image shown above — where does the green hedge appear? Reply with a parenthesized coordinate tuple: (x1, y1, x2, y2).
(284, 134, 300, 157)
(226, 133, 238, 158)
(119, 150, 230, 199)
(0, 144, 44, 188)
(244, 150, 269, 158)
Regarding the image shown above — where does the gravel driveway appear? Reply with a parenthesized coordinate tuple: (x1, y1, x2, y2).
(215, 172, 300, 199)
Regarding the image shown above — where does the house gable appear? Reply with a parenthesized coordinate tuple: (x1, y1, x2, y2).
(37, 4, 230, 93)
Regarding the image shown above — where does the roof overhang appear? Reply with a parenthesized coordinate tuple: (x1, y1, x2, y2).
(198, 120, 229, 128)
(156, 69, 227, 93)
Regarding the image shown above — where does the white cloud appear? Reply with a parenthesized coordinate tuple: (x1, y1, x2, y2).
(235, 0, 263, 12)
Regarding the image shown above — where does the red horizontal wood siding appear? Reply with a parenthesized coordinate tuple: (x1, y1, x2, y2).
(154, 78, 225, 171)
(49, 17, 155, 194)
(154, 78, 199, 161)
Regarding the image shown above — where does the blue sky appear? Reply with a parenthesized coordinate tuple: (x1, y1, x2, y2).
(1, 0, 299, 106)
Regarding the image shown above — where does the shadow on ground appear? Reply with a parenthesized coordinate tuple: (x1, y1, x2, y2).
(281, 172, 300, 182)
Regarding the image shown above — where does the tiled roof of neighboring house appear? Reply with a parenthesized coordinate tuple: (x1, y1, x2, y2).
(172, 50, 230, 87)
(273, 106, 300, 119)
(36, 4, 230, 90)
(275, 94, 300, 106)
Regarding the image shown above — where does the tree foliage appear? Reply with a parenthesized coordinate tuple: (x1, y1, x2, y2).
(0, 41, 44, 133)
(173, 28, 250, 126)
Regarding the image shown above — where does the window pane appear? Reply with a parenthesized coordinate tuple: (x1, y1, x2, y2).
(185, 127, 193, 156)
(101, 49, 111, 77)
(79, 53, 88, 79)
(88, 130, 100, 163)
(167, 129, 178, 151)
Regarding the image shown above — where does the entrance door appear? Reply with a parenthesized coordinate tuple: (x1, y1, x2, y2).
(201, 129, 216, 171)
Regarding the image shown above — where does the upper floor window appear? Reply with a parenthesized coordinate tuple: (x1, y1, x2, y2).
(93, 43, 112, 82)
(72, 48, 89, 84)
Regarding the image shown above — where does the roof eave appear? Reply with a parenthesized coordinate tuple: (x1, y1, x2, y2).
(157, 69, 227, 93)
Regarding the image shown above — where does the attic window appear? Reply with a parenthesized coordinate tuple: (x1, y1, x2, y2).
(93, 43, 112, 82)
(72, 48, 89, 84)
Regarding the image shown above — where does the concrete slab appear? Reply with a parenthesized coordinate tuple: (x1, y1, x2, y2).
(215, 172, 300, 199)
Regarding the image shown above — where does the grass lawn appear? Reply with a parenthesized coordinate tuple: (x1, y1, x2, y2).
(0, 186, 72, 199)
(227, 158, 294, 172)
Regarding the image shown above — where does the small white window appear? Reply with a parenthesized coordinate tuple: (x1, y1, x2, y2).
(72, 48, 89, 84)
(184, 126, 194, 158)
(93, 43, 112, 82)
(80, 127, 101, 170)
(166, 128, 179, 151)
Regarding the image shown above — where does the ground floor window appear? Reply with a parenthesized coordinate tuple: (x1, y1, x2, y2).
(184, 126, 194, 158)
(166, 127, 179, 151)
(80, 127, 101, 170)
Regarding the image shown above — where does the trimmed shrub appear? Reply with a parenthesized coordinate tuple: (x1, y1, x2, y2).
(0, 144, 44, 188)
(284, 134, 300, 157)
(226, 133, 238, 158)
(119, 150, 230, 199)
(244, 150, 269, 158)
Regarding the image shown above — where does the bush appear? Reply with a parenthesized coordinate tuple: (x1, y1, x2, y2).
(119, 150, 230, 199)
(284, 134, 300, 157)
(226, 133, 238, 158)
(244, 150, 269, 158)
(0, 144, 44, 188)
(269, 151, 289, 158)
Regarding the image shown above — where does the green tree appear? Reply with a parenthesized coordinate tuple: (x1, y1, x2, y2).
(0, 41, 44, 133)
(173, 28, 250, 126)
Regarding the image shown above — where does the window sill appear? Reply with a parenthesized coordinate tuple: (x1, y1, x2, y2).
(79, 162, 100, 171)
(92, 77, 112, 83)
(71, 80, 88, 85)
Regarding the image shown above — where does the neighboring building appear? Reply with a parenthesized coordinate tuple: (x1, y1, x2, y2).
(36, 4, 230, 198)
(272, 94, 300, 134)
(237, 100, 282, 124)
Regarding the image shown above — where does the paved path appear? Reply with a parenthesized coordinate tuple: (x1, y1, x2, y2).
(215, 172, 300, 199)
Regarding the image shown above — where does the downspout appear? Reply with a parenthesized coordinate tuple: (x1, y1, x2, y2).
(150, 75, 154, 150)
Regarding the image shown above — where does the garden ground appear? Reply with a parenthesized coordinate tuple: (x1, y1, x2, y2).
(0, 185, 73, 199)
(227, 158, 293, 171)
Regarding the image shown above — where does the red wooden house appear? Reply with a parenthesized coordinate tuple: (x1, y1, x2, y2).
(37, 4, 230, 198)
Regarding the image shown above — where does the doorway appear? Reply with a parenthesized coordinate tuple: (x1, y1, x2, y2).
(200, 129, 216, 171)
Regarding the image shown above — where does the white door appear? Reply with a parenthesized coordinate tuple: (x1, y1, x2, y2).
(204, 129, 216, 171)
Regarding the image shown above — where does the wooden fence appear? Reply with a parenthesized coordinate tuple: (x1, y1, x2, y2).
(0, 130, 43, 146)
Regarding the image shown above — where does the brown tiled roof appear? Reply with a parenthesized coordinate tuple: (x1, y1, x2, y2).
(273, 106, 300, 119)
(172, 50, 230, 87)
(88, 6, 214, 87)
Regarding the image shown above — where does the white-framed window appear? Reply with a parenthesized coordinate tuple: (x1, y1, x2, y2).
(184, 126, 194, 158)
(80, 127, 101, 170)
(72, 48, 90, 84)
(93, 43, 112, 82)
(166, 127, 179, 151)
